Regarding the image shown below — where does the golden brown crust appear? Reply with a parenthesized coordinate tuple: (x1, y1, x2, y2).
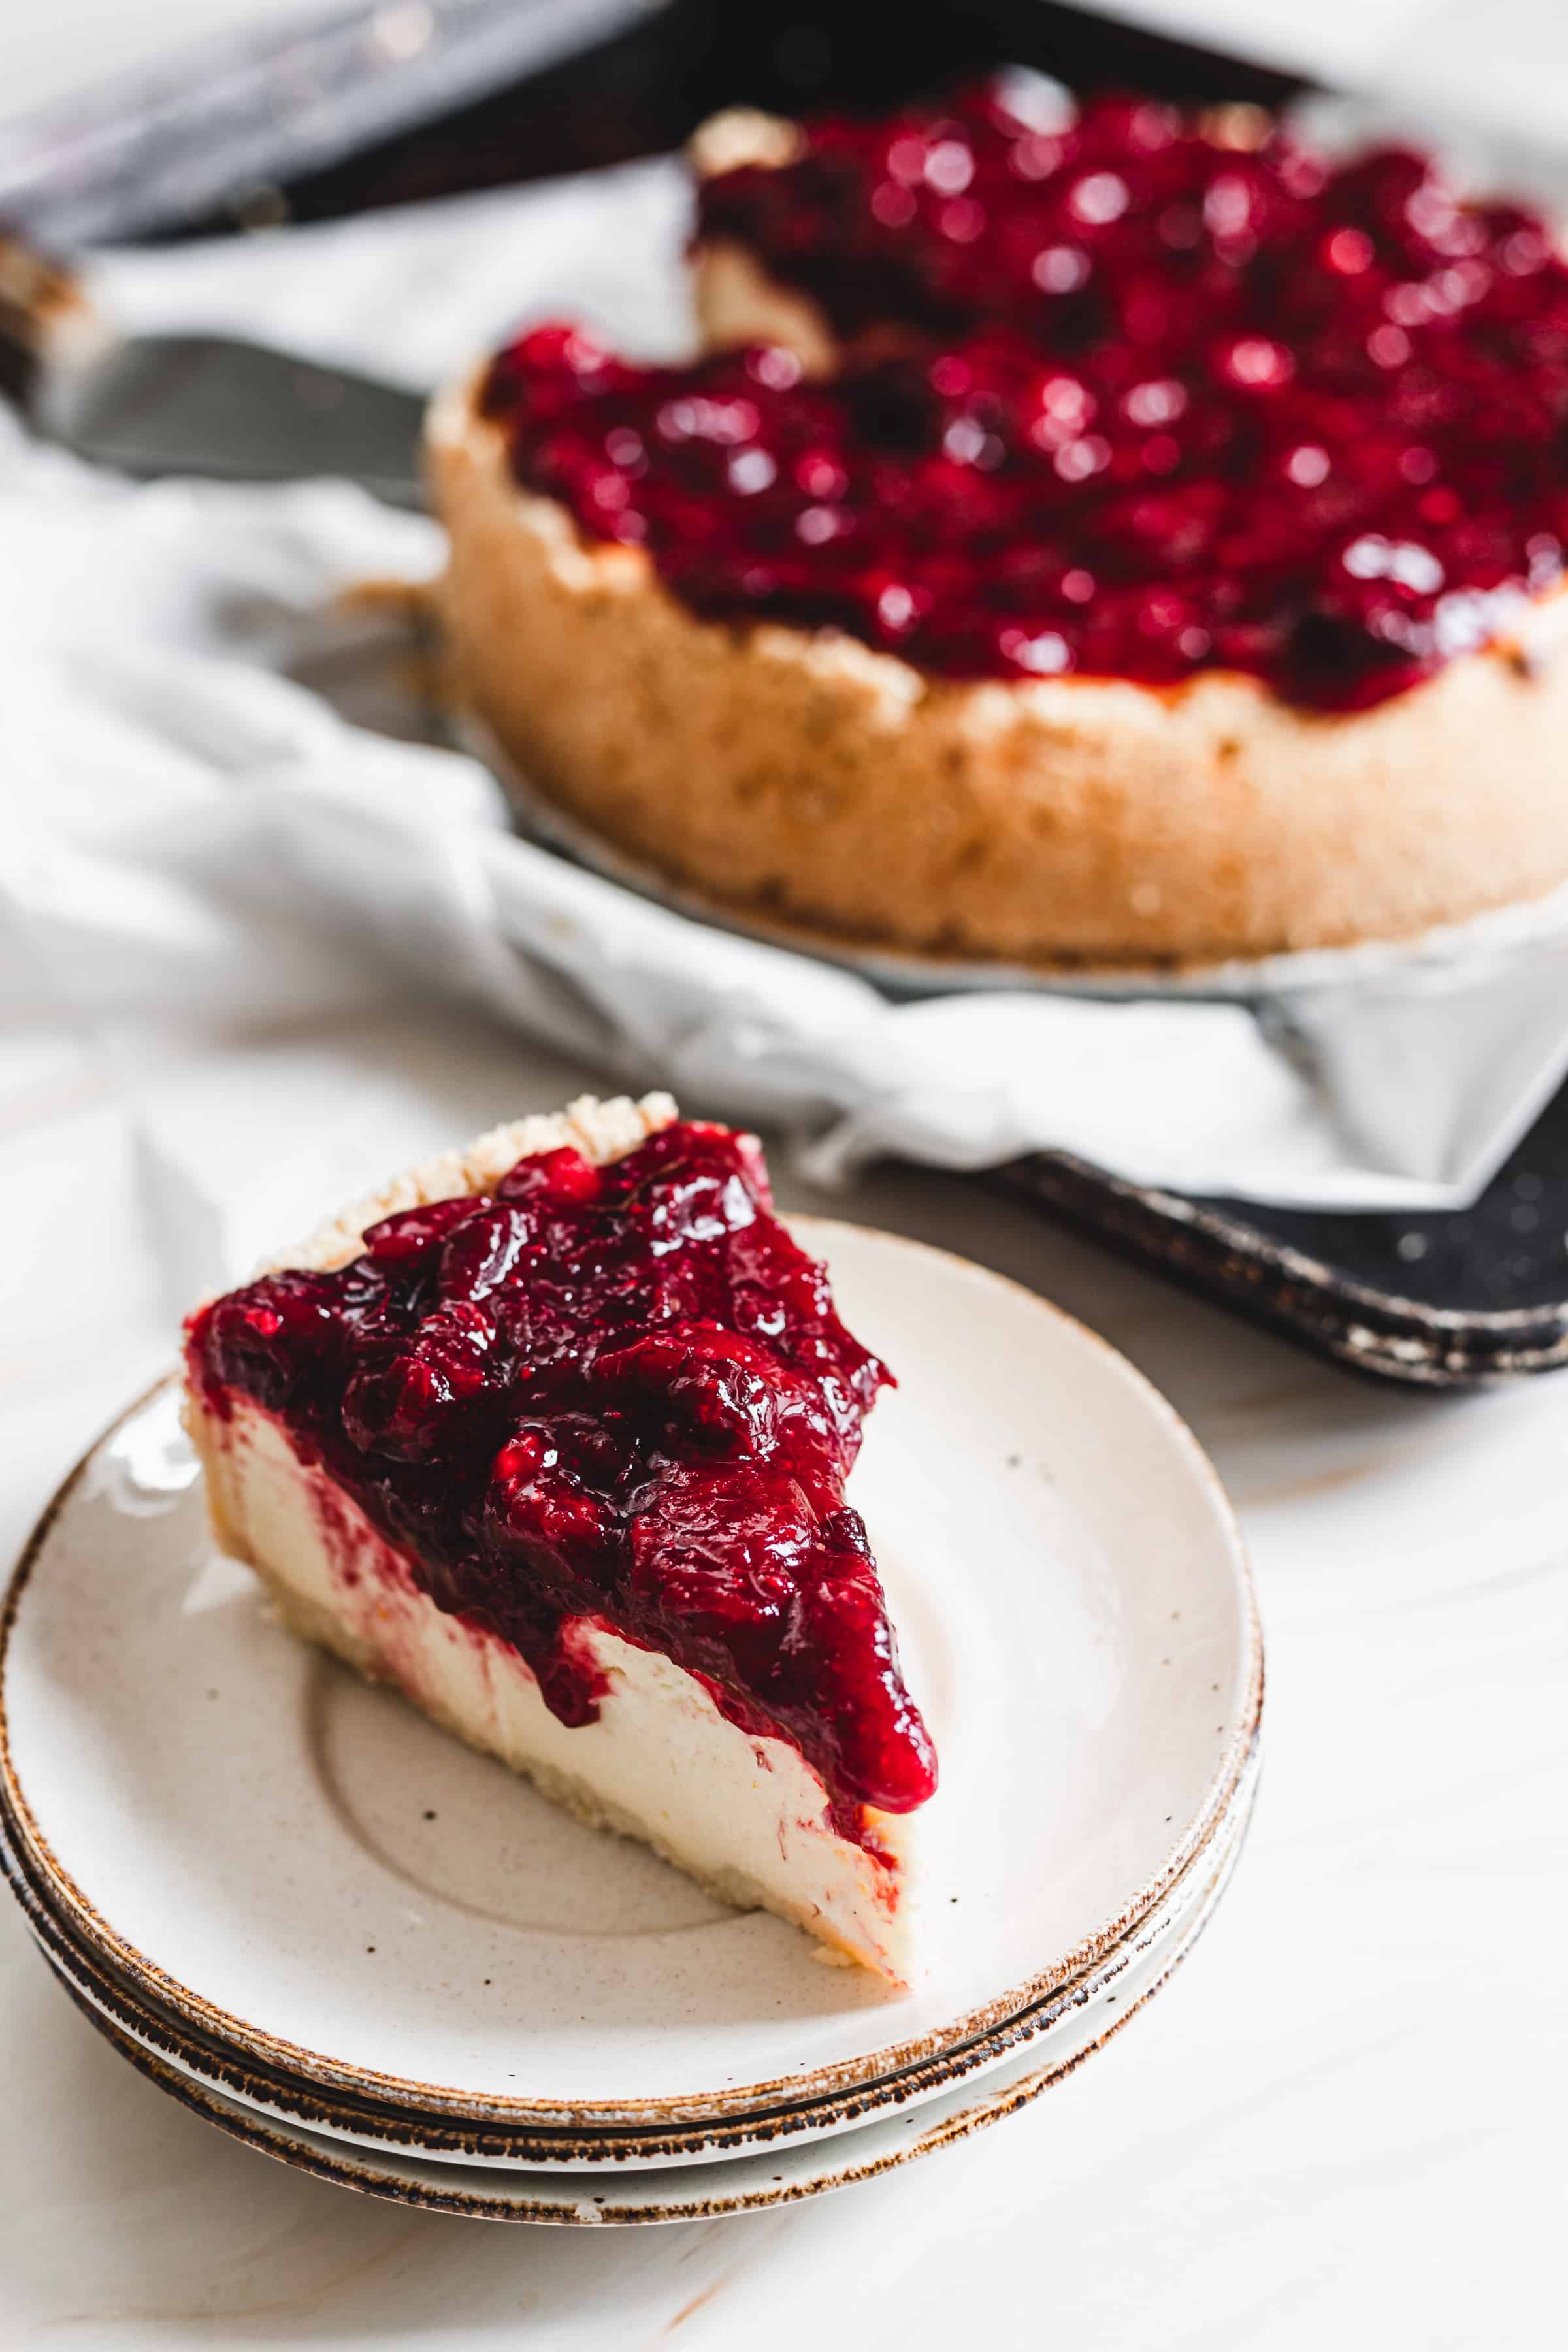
(685, 105, 804, 180)
(429, 382, 1568, 968)
(692, 238, 839, 377)
(688, 110, 838, 376)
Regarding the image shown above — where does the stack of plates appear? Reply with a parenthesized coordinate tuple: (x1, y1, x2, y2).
(0, 1223, 1262, 2225)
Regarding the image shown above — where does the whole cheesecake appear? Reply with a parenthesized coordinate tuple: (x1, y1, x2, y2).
(184, 1096, 936, 1984)
(432, 82, 1568, 969)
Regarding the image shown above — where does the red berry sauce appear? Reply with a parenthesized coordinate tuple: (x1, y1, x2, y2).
(481, 80, 1568, 710)
(187, 1123, 936, 1835)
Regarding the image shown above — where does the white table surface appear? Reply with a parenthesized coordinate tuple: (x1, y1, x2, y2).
(1, 994, 1563, 2350)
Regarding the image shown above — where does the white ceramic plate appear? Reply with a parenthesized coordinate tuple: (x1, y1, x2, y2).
(3, 1737, 1258, 2169)
(0, 1220, 1260, 2128)
(40, 1804, 1249, 2224)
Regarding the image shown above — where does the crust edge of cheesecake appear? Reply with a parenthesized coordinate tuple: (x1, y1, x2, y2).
(266, 1091, 678, 1276)
(429, 378, 1568, 968)
(687, 108, 840, 376)
(183, 1093, 920, 1987)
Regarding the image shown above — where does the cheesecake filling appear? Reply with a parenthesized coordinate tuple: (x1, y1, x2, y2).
(482, 80, 1568, 710)
(197, 1394, 912, 1975)
(186, 1121, 936, 1848)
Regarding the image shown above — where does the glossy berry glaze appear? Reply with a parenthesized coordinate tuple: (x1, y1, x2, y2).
(187, 1123, 936, 1838)
(481, 80, 1568, 710)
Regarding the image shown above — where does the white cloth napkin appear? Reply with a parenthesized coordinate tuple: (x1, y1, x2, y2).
(6, 151, 1568, 1223)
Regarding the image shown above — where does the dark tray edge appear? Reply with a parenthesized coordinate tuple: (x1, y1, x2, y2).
(999, 1156, 1568, 1387)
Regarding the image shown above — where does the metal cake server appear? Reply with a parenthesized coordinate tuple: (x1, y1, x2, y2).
(0, 235, 425, 503)
(35, 331, 429, 508)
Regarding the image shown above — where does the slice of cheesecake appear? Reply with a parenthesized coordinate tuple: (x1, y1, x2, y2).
(183, 1095, 936, 1984)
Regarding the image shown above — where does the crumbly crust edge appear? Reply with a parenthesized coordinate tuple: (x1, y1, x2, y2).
(686, 105, 804, 178)
(269, 1092, 678, 1275)
(686, 107, 841, 375)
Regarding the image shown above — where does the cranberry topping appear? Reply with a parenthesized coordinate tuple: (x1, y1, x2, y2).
(481, 82, 1568, 710)
(188, 1124, 936, 1832)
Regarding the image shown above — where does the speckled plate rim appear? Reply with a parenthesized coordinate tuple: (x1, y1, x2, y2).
(1, 1737, 1259, 2169)
(474, 718, 1568, 1002)
(37, 1805, 1247, 2225)
(2, 1757, 1256, 2166)
(11, 1781, 1252, 2170)
(0, 1227, 1263, 2127)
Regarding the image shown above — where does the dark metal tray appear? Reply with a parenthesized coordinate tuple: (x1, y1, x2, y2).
(1000, 1102, 1568, 1386)
(12, 0, 1566, 1386)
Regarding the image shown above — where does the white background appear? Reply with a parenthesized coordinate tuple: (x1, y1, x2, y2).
(3, 3, 1566, 2346)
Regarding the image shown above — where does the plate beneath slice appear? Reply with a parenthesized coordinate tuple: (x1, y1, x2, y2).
(0, 1220, 1260, 2129)
(39, 1796, 1249, 2223)
(1, 1736, 1258, 2168)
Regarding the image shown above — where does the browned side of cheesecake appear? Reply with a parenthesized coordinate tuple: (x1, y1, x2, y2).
(429, 376, 1568, 969)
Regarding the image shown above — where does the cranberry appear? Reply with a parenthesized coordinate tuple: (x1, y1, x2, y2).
(485, 1430, 617, 1588)
(436, 1203, 530, 1302)
(591, 1322, 782, 1458)
(188, 1124, 930, 1827)
(495, 1145, 602, 1209)
(363, 1197, 489, 1267)
(629, 1462, 813, 1629)
(342, 1299, 499, 1461)
(196, 1271, 348, 1412)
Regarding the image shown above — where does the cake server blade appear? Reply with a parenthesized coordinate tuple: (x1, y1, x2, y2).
(36, 331, 428, 508)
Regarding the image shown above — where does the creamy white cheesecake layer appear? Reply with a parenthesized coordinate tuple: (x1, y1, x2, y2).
(192, 1394, 916, 1984)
